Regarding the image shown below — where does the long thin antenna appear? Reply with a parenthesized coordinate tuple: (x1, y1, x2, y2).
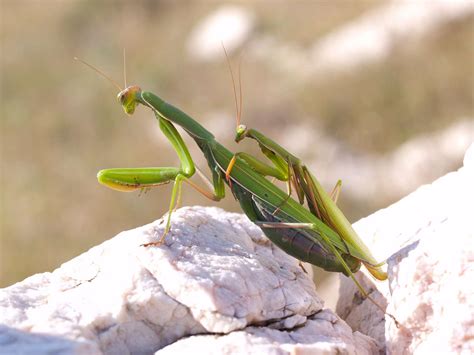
(221, 43, 241, 127)
(238, 55, 243, 127)
(123, 48, 127, 88)
(74, 57, 122, 91)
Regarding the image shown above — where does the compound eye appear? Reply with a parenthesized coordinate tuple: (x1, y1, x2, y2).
(117, 88, 128, 104)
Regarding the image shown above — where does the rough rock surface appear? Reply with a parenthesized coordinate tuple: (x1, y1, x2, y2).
(159, 309, 376, 355)
(0, 207, 378, 354)
(338, 143, 474, 353)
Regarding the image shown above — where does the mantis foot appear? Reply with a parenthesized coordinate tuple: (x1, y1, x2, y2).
(141, 241, 164, 247)
(141, 233, 167, 247)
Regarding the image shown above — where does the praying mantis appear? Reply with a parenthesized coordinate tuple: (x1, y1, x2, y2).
(226, 125, 386, 280)
(77, 57, 398, 323)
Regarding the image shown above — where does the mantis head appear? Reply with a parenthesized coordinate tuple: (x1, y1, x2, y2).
(235, 124, 248, 143)
(117, 85, 142, 115)
(75, 56, 140, 115)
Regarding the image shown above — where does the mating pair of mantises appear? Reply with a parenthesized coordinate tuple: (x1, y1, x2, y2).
(78, 56, 399, 325)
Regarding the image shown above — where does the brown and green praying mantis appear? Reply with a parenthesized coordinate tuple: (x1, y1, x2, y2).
(77, 57, 398, 325)
(225, 124, 386, 280)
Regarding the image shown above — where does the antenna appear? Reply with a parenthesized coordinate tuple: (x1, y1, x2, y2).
(221, 43, 242, 127)
(238, 55, 243, 127)
(74, 57, 122, 91)
(123, 48, 127, 88)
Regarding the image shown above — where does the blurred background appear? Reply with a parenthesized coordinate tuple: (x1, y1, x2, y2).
(1, 1, 473, 305)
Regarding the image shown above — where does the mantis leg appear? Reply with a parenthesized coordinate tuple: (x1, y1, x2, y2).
(98, 114, 225, 245)
(330, 180, 342, 204)
(226, 151, 304, 214)
(155, 171, 225, 245)
(143, 173, 190, 246)
(225, 152, 289, 181)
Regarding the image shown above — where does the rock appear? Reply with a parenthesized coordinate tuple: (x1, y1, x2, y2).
(0, 325, 100, 354)
(0, 207, 378, 354)
(159, 310, 378, 355)
(337, 143, 474, 353)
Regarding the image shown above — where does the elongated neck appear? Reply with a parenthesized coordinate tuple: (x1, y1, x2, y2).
(140, 91, 214, 141)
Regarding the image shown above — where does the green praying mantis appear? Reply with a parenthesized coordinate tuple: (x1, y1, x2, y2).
(77, 57, 398, 324)
(226, 125, 386, 280)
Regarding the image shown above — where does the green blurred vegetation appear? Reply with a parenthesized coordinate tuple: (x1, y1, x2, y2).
(1, 2, 472, 287)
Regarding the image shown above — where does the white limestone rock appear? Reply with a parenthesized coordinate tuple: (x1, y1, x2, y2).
(337, 143, 474, 353)
(0, 325, 101, 354)
(158, 309, 378, 355)
(0, 207, 378, 354)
